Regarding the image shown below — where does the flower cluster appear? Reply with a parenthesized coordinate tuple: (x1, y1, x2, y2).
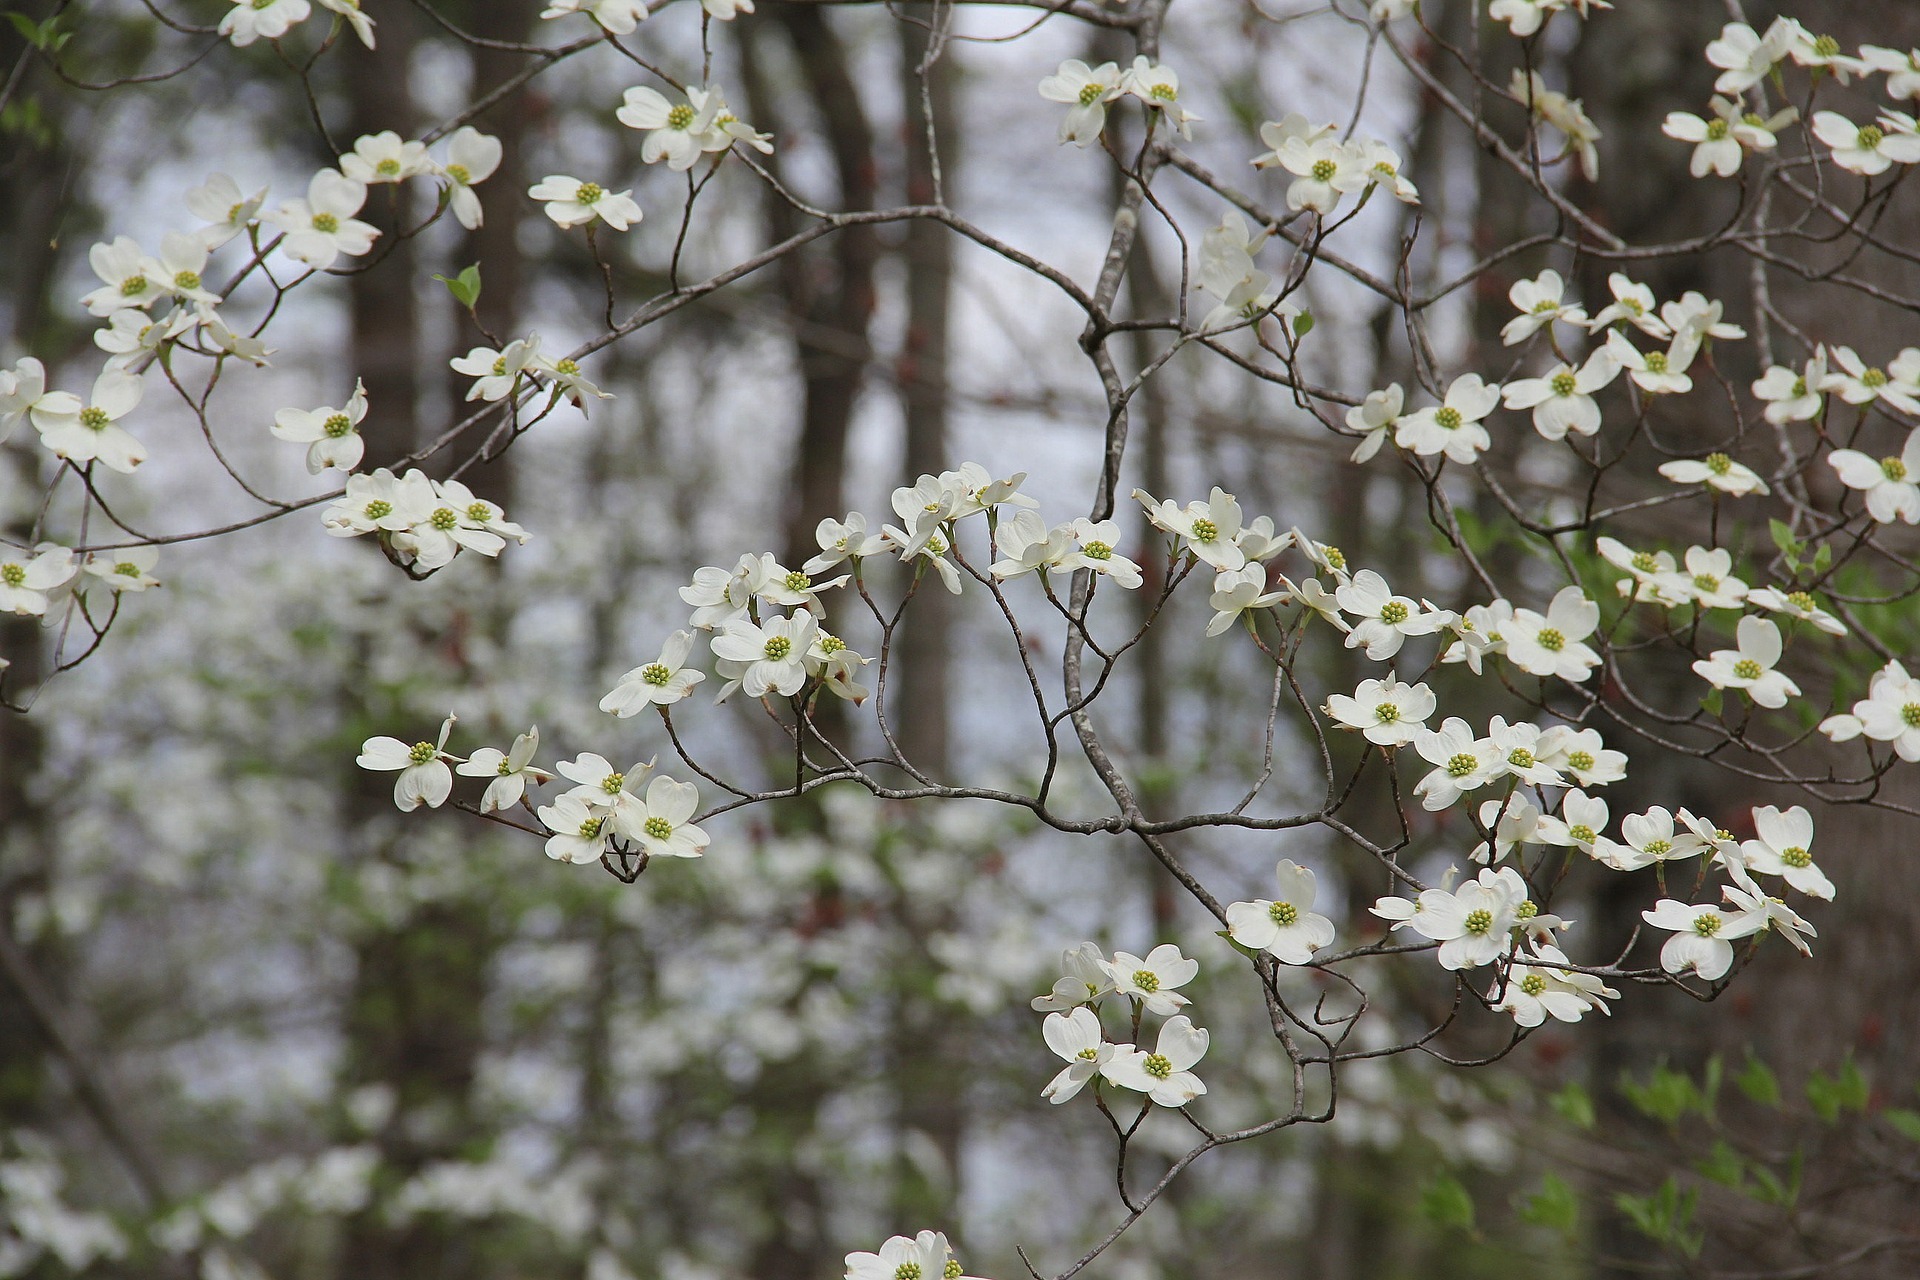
(1030, 942, 1210, 1108)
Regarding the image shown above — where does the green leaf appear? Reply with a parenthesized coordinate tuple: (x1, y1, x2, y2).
(1806, 1056, 1869, 1123)
(1615, 1178, 1702, 1258)
(1694, 1139, 1744, 1190)
(1885, 1108, 1920, 1143)
(1747, 1150, 1801, 1208)
(1420, 1174, 1476, 1232)
(1812, 542, 1833, 574)
(1550, 1081, 1595, 1131)
(1701, 687, 1724, 716)
(1519, 1173, 1579, 1235)
(433, 263, 483, 309)
(1736, 1051, 1780, 1108)
(1621, 1062, 1697, 1126)
(1291, 310, 1314, 338)
(1769, 518, 1798, 558)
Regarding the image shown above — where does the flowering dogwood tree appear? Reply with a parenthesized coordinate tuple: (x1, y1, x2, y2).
(6, 0, 1920, 1275)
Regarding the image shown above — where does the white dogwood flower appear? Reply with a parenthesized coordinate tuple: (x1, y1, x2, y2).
(1396, 374, 1500, 464)
(1659, 451, 1768, 496)
(1752, 349, 1827, 424)
(1038, 59, 1123, 147)
(455, 728, 552, 813)
(357, 716, 459, 812)
(1642, 898, 1764, 981)
(1226, 860, 1336, 964)
(266, 170, 379, 269)
(272, 379, 368, 473)
(0, 544, 76, 616)
(1324, 674, 1434, 747)
(30, 370, 146, 473)
(1502, 348, 1618, 440)
(529, 176, 642, 230)
(1103, 1015, 1209, 1107)
(1040, 1008, 1115, 1103)
(1501, 269, 1588, 345)
(1693, 616, 1799, 708)
(1105, 945, 1198, 1016)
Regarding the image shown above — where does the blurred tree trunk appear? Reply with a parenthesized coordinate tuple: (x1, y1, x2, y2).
(330, 8, 508, 1278)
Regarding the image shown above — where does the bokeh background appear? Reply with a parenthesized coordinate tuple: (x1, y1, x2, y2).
(4, 1, 1920, 1277)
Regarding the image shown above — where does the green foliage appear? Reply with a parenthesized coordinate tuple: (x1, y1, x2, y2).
(1735, 1051, 1780, 1108)
(6, 10, 70, 52)
(1517, 1174, 1578, 1237)
(1620, 1059, 1716, 1127)
(1548, 1080, 1594, 1131)
(1419, 1174, 1476, 1233)
(1614, 1178, 1702, 1258)
(1804, 1056, 1868, 1123)
(434, 263, 484, 309)
(1291, 310, 1314, 338)
(1883, 1108, 1920, 1143)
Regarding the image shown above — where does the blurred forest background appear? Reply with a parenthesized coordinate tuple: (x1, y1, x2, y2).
(4, 1, 1920, 1277)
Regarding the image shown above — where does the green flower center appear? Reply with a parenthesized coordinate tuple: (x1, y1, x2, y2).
(1881, 456, 1907, 481)
(447, 164, 472, 184)
(80, 407, 110, 431)
(1570, 824, 1596, 843)
(1, 564, 25, 587)
(1903, 703, 1920, 727)
(1859, 125, 1886, 149)
(1446, 752, 1479, 778)
(1532, 298, 1559, 315)
(1781, 846, 1811, 868)
(174, 270, 201, 290)
(376, 158, 401, 176)
(1311, 158, 1336, 181)
(1434, 406, 1463, 430)
(1507, 748, 1535, 768)
(252, 0, 273, 9)
(1567, 750, 1594, 772)
(1077, 83, 1105, 106)
(1550, 372, 1577, 396)
(490, 357, 509, 376)
(1862, 367, 1889, 389)
(764, 635, 793, 661)
(408, 741, 436, 765)
(641, 662, 672, 686)
(311, 212, 339, 233)
(1520, 974, 1547, 996)
(114, 561, 141, 578)
(1083, 540, 1114, 561)
(783, 570, 811, 592)
(579, 816, 603, 839)
(1622, 297, 1645, 315)
(1149, 83, 1177, 102)
(1075, 1047, 1098, 1061)
(1190, 518, 1218, 543)
(943, 1262, 962, 1279)
(1131, 970, 1160, 993)
(1733, 658, 1763, 680)
(466, 503, 492, 523)
(1536, 627, 1565, 651)
(1791, 375, 1807, 396)
(819, 634, 847, 655)
(926, 535, 947, 556)
(430, 507, 459, 531)
(1705, 453, 1732, 476)
(1706, 118, 1730, 141)
(1814, 34, 1840, 57)
(1643, 839, 1671, 857)
(1323, 546, 1346, 570)
(1143, 1053, 1173, 1080)
(1374, 702, 1401, 723)
(1644, 351, 1669, 374)
(1787, 591, 1815, 611)
(323, 412, 353, 438)
(119, 274, 148, 297)
(1516, 900, 1539, 920)
(554, 358, 580, 376)
(601, 773, 625, 794)
(667, 104, 696, 130)
(1463, 908, 1494, 935)
(576, 182, 604, 204)
(644, 815, 673, 840)
(1692, 912, 1722, 937)
(364, 499, 393, 519)
(1380, 600, 1409, 625)
(1270, 900, 1299, 926)
(1693, 574, 1720, 592)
